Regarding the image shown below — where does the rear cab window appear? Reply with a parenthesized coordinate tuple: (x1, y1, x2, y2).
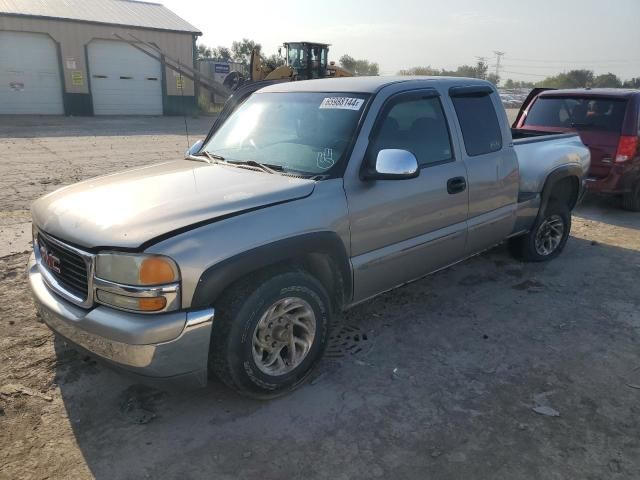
(524, 96, 628, 132)
(451, 91, 503, 156)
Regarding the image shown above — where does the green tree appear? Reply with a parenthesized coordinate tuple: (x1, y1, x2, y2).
(443, 64, 476, 78)
(398, 66, 441, 76)
(486, 73, 500, 86)
(211, 46, 233, 62)
(399, 63, 493, 80)
(339, 55, 378, 76)
(264, 53, 285, 70)
(593, 72, 622, 88)
(339, 54, 357, 73)
(474, 60, 489, 80)
(197, 44, 211, 59)
(355, 59, 379, 76)
(506, 79, 535, 89)
(197, 44, 234, 62)
(232, 38, 262, 65)
(623, 77, 640, 89)
(537, 69, 594, 88)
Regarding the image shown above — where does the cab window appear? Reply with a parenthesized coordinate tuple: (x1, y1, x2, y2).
(369, 95, 453, 167)
(451, 93, 503, 156)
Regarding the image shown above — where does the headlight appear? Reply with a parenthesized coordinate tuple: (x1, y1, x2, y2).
(94, 253, 180, 313)
(95, 253, 179, 286)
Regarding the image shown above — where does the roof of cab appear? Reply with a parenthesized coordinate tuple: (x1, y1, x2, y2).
(258, 76, 494, 94)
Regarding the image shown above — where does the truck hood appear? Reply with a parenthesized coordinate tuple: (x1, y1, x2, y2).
(31, 160, 315, 249)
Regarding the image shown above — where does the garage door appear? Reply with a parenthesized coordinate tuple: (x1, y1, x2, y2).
(88, 40, 163, 115)
(0, 31, 64, 114)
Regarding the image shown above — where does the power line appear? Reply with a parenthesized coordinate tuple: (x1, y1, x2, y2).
(501, 70, 550, 78)
(506, 57, 640, 64)
(503, 63, 639, 69)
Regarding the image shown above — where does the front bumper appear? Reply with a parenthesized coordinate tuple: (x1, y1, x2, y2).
(27, 254, 214, 386)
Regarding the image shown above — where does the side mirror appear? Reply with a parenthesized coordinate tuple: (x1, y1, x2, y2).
(363, 149, 419, 180)
(185, 139, 204, 158)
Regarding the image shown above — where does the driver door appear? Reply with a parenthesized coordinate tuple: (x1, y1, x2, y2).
(344, 89, 469, 302)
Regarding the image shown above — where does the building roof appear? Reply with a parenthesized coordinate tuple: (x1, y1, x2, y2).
(0, 0, 201, 34)
(260, 76, 492, 94)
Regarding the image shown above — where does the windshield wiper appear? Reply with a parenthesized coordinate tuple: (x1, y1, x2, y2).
(199, 151, 227, 164)
(188, 151, 235, 165)
(228, 159, 283, 175)
(192, 153, 286, 176)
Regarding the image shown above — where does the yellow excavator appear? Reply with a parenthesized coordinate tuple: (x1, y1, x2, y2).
(223, 41, 352, 90)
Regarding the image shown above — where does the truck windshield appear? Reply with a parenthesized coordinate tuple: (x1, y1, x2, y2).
(524, 96, 627, 132)
(202, 92, 368, 175)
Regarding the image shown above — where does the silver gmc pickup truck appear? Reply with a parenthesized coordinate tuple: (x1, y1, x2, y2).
(28, 77, 590, 398)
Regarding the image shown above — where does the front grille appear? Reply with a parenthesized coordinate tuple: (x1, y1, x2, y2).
(37, 233, 89, 299)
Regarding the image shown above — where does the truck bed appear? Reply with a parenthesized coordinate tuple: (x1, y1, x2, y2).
(513, 129, 585, 194)
(511, 128, 579, 144)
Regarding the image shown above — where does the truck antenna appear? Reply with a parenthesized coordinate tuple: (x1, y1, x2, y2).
(178, 60, 190, 149)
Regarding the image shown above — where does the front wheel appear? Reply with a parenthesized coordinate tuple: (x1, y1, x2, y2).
(509, 201, 571, 262)
(209, 270, 331, 399)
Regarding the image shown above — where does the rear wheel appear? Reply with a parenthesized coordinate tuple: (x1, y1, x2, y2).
(209, 270, 331, 399)
(622, 182, 640, 211)
(509, 201, 571, 262)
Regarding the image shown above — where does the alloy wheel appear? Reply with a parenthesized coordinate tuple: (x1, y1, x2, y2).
(534, 214, 565, 256)
(251, 297, 316, 376)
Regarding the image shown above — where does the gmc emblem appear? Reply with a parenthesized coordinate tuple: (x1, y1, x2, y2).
(40, 245, 61, 274)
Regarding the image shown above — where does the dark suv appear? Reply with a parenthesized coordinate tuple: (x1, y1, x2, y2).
(514, 88, 640, 210)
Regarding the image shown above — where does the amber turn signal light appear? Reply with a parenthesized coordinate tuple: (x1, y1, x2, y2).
(138, 296, 167, 312)
(139, 257, 176, 285)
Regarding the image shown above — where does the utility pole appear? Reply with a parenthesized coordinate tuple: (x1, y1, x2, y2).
(493, 51, 505, 80)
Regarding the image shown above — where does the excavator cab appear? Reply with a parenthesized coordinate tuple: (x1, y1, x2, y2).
(284, 42, 329, 80)
(223, 40, 351, 91)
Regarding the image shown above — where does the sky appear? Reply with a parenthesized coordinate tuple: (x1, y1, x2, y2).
(162, 0, 640, 83)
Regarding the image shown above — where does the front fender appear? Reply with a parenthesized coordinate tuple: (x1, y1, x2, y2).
(189, 231, 352, 309)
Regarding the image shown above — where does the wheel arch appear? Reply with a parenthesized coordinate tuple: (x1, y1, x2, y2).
(540, 165, 582, 214)
(190, 231, 352, 311)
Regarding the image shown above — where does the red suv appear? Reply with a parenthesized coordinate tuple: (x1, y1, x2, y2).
(514, 88, 640, 210)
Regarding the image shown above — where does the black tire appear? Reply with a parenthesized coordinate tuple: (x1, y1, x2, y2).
(622, 182, 640, 211)
(509, 201, 571, 262)
(209, 270, 331, 399)
(222, 71, 245, 91)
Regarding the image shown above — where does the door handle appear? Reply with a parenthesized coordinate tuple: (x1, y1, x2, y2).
(447, 176, 467, 194)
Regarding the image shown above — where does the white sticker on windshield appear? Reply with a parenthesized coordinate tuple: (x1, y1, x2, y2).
(319, 97, 364, 110)
(317, 148, 335, 170)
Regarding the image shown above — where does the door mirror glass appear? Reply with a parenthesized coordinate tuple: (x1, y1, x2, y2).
(367, 149, 419, 180)
(185, 139, 203, 158)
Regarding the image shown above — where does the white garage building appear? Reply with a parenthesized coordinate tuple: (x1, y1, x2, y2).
(0, 0, 201, 115)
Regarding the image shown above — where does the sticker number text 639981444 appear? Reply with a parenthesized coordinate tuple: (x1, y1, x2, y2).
(319, 97, 364, 110)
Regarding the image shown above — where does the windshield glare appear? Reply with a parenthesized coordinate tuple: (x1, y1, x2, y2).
(203, 92, 368, 175)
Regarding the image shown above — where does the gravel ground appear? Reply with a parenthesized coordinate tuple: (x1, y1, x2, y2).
(1, 113, 640, 480)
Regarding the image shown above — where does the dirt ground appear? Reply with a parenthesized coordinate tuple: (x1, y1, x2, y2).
(1, 114, 640, 480)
